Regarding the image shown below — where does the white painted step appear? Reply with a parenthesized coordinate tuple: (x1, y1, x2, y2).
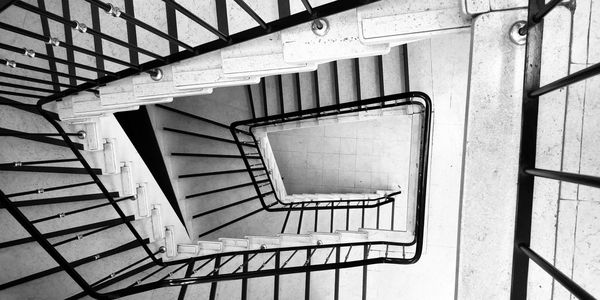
(357, 0, 471, 46)
(281, 9, 390, 64)
(172, 51, 261, 90)
(461, 0, 527, 15)
(221, 0, 317, 78)
(57, 94, 139, 121)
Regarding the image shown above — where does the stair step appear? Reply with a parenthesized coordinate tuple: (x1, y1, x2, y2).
(359, 228, 414, 243)
(357, 0, 471, 45)
(278, 233, 313, 246)
(197, 241, 223, 254)
(310, 232, 341, 244)
(281, 9, 390, 64)
(218, 238, 249, 251)
(336, 230, 369, 242)
(246, 235, 282, 249)
(172, 52, 261, 90)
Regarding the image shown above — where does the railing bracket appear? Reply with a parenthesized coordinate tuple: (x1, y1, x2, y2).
(509, 21, 527, 45)
(311, 18, 329, 36)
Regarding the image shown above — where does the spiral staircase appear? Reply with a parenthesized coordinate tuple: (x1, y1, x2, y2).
(1, 0, 600, 299)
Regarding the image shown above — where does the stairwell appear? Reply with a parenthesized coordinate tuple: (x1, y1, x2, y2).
(1, 0, 600, 299)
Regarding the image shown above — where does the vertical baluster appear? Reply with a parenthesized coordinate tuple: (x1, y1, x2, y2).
(297, 203, 305, 234)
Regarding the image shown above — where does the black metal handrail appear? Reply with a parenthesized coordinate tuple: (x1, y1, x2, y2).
(0, 90, 430, 298)
(0, 1, 436, 298)
(6, 0, 380, 107)
(230, 92, 430, 214)
(511, 1, 599, 299)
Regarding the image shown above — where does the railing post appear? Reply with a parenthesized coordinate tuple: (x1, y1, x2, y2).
(510, 0, 545, 299)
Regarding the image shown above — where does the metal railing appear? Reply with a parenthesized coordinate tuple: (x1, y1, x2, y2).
(0, 1, 435, 298)
(230, 92, 430, 214)
(0, 0, 379, 106)
(0, 91, 430, 299)
(511, 1, 600, 299)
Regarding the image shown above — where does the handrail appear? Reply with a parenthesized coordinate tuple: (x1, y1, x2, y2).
(511, 0, 599, 299)
(230, 92, 430, 213)
(0, 90, 430, 298)
(27, 0, 380, 106)
(0, 1, 436, 298)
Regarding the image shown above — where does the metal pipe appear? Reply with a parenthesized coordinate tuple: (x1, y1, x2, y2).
(0, 42, 116, 76)
(0, 158, 79, 167)
(91, 246, 157, 287)
(0, 71, 77, 88)
(301, 0, 314, 15)
(198, 202, 277, 238)
(525, 168, 600, 188)
(0, 22, 137, 69)
(0, 192, 120, 208)
(163, 127, 241, 145)
(0, 90, 42, 98)
(31, 196, 135, 224)
(0, 81, 56, 93)
(179, 167, 265, 179)
(0, 239, 147, 290)
(233, 0, 268, 29)
(171, 152, 260, 159)
(156, 104, 250, 135)
(530, 62, 600, 97)
(129, 265, 168, 287)
(37, 109, 164, 266)
(14, 1, 166, 61)
(192, 192, 273, 219)
(518, 0, 563, 35)
(162, 0, 229, 41)
(519, 245, 595, 300)
(6, 181, 95, 198)
(185, 180, 268, 199)
(38, 0, 379, 105)
(0, 58, 96, 83)
(83, 0, 194, 51)
(0, 191, 102, 298)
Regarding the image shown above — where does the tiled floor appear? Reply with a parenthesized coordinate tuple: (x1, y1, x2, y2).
(267, 117, 413, 194)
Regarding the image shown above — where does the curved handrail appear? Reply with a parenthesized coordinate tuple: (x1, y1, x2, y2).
(0, 90, 430, 299)
(230, 92, 429, 213)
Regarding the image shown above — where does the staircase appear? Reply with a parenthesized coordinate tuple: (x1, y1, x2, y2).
(2, 0, 600, 299)
(0, 89, 430, 299)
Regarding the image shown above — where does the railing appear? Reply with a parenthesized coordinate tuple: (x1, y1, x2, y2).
(511, 1, 600, 299)
(0, 0, 379, 106)
(0, 91, 430, 299)
(0, 1, 433, 298)
(230, 92, 429, 215)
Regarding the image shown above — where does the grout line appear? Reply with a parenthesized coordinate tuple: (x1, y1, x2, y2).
(552, 8, 578, 296)
(584, 0, 594, 65)
(568, 200, 580, 300)
(575, 69, 588, 202)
